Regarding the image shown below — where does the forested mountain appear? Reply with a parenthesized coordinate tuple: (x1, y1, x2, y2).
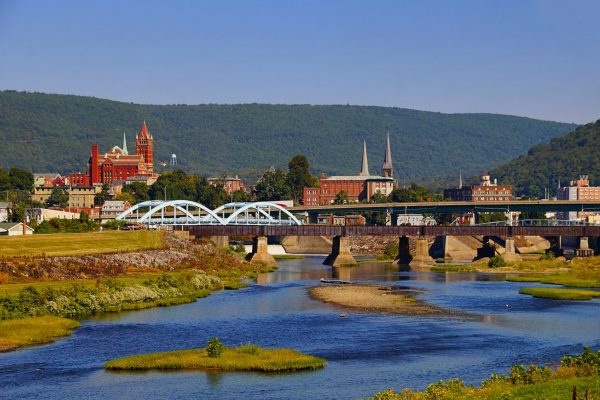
(491, 120, 600, 197)
(0, 90, 576, 184)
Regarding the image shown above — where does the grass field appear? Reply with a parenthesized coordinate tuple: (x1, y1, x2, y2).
(519, 287, 600, 301)
(105, 344, 326, 372)
(0, 316, 79, 352)
(0, 230, 165, 258)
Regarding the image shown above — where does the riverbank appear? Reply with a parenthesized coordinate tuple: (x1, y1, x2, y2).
(0, 232, 275, 352)
(309, 284, 450, 316)
(105, 344, 326, 372)
(0, 316, 80, 352)
(368, 347, 600, 400)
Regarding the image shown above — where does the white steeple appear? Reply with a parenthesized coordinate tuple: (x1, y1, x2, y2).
(359, 140, 370, 177)
(122, 131, 129, 155)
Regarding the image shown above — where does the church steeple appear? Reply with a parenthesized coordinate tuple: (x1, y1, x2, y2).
(122, 131, 128, 155)
(359, 141, 370, 177)
(135, 121, 154, 173)
(382, 132, 393, 178)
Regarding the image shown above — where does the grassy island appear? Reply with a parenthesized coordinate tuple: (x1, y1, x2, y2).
(519, 287, 600, 301)
(0, 316, 80, 352)
(105, 344, 326, 372)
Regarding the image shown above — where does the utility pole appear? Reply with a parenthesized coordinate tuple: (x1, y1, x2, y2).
(164, 185, 167, 202)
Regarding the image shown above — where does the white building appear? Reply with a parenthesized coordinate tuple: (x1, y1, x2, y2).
(0, 202, 10, 222)
(26, 208, 81, 224)
(0, 222, 34, 236)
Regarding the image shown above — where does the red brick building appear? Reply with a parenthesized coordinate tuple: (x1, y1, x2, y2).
(303, 138, 395, 206)
(69, 122, 156, 186)
(208, 176, 246, 195)
(444, 173, 513, 202)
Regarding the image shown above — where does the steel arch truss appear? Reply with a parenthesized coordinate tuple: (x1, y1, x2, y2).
(115, 200, 302, 226)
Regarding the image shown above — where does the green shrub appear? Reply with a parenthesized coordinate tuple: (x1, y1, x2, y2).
(237, 343, 261, 355)
(488, 255, 506, 268)
(539, 250, 555, 261)
(207, 337, 224, 358)
(383, 242, 399, 260)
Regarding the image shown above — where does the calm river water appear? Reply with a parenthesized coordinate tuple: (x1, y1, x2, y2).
(1, 257, 599, 400)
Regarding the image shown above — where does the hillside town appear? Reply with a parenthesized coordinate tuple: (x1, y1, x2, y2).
(2, 120, 600, 237)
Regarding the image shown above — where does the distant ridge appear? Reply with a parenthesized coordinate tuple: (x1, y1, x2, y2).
(491, 120, 600, 197)
(0, 90, 576, 184)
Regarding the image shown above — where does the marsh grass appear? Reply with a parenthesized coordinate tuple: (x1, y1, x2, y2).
(430, 264, 477, 273)
(519, 287, 600, 301)
(105, 345, 326, 372)
(369, 348, 600, 399)
(273, 255, 305, 260)
(0, 230, 164, 258)
(0, 316, 79, 351)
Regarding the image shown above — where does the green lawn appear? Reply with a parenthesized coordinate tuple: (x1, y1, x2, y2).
(0, 230, 164, 257)
(105, 344, 326, 372)
(0, 316, 79, 352)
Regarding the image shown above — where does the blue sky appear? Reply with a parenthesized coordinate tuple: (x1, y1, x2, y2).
(1, 0, 599, 123)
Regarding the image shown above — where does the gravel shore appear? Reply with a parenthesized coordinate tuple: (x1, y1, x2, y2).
(309, 284, 450, 316)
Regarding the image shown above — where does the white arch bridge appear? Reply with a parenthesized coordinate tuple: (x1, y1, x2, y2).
(115, 200, 302, 226)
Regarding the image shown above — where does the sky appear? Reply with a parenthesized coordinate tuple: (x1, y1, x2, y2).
(0, 0, 599, 123)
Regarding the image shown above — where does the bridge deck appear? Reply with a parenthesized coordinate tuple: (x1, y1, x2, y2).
(187, 225, 600, 237)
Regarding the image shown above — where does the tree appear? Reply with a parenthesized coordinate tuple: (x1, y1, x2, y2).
(254, 169, 292, 201)
(46, 187, 69, 208)
(231, 189, 250, 202)
(114, 192, 135, 205)
(333, 190, 349, 204)
(94, 184, 111, 206)
(196, 177, 227, 208)
(121, 182, 150, 204)
(149, 170, 196, 201)
(287, 155, 317, 204)
(8, 167, 34, 191)
(370, 192, 389, 203)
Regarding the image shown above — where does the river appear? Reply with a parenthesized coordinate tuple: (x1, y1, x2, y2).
(1, 257, 599, 399)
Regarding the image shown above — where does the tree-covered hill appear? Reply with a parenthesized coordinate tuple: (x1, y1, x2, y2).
(491, 120, 600, 197)
(0, 90, 576, 184)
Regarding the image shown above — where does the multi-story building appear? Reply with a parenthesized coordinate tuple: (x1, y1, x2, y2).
(208, 176, 246, 195)
(68, 121, 157, 186)
(444, 173, 513, 202)
(557, 175, 600, 221)
(302, 135, 395, 206)
(100, 200, 131, 220)
(32, 186, 101, 209)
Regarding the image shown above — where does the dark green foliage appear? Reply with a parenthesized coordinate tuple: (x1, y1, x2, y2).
(383, 242, 399, 260)
(45, 187, 69, 208)
(477, 212, 508, 224)
(207, 337, 225, 358)
(148, 170, 228, 208)
(103, 220, 126, 230)
(121, 182, 150, 204)
(488, 255, 506, 268)
(492, 120, 600, 196)
(333, 190, 349, 204)
(254, 168, 291, 201)
(94, 184, 111, 207)
(561, 347, 600, 376)
(388, 183, 443, 203)
(34, 218, 98, 234)
(0, 91, 575, 185)
(287, 155, 317, 203)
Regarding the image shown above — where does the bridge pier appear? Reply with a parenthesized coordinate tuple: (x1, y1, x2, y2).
(501, 236, 522, 262)
(209, 235, 229, 248)
(576, 236, 594, 257)
(397, 236, 411, 264)
(323, 236, 357, 267)
(246, 236, 277, 267)
(409, 236, 434, 269)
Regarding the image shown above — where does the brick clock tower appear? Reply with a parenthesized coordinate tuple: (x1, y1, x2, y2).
(135, 121, 154, 173)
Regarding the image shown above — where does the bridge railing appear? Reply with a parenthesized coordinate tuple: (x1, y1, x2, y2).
(476, 219, 594, 227)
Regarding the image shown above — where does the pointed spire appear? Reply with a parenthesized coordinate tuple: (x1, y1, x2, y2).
(137, 120, 150, 140)
(122, 131, 128, 155)
(459, 169, 463, 189)
(359, 140, 370, 177)
(382, 132, 394, 177)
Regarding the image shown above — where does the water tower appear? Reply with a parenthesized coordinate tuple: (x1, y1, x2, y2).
(170, 154, 177, 166)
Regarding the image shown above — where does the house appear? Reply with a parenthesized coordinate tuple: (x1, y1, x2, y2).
(100, 200, 131, 220)
(26, 208, 81, 224)
(0, 202, 10, 222)
(0, 222, 34, 236)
